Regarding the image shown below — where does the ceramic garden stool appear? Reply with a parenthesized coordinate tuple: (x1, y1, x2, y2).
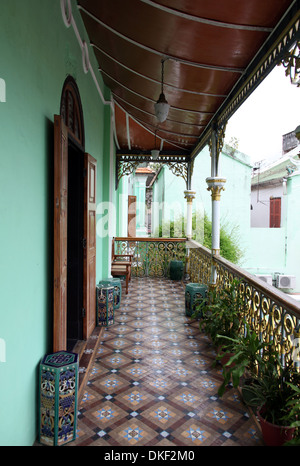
(99, 278, 122, 310)
(185, 283, 208, 317)
(39, 351, 78, 446)
(96, 283, 115, 327)
(169, 260, 184, 280)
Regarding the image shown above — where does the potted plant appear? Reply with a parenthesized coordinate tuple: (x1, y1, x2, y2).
(216, 322, 273, 399)
(283, 383, 300, 445)
(244, 357, 300, 446)
(194, 279, 244, 362)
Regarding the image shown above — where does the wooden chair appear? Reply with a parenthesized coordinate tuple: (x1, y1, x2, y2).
(111, 238, 133, 294)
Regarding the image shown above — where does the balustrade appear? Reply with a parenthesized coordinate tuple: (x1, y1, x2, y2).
(114, 237, 186, 278)
(114, 237, 300, 367)
(188, 239, 300, 368)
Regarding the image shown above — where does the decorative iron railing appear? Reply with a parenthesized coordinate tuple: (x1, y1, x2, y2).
(188, 239, 300, 368)
(114, 237, 186, 278)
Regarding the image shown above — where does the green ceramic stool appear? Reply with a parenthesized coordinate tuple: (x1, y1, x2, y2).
(185, 283, 208, 317)
(169, 260, 184, 280)
(96, 283, 115, 326)
(39, 351, 78, 446)
(99, 278, 122, 310)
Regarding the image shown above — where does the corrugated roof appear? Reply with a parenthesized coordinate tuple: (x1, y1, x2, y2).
(78, 0, 299, 160)
(251, 146, 300, 185)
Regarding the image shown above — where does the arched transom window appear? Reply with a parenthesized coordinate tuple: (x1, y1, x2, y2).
(60, 76, 84, 147)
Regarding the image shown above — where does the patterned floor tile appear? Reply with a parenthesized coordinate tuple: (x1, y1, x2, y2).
(69, 277, 263, 447)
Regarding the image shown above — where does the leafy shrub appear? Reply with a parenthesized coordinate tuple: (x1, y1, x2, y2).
(154, 211, 242, 264)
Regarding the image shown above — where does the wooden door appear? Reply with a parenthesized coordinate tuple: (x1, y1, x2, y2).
(83, 153, 97, 340)
(270, 197, 281, 228)
(128, 195, 136, 237)
(53, 115, 68, 352)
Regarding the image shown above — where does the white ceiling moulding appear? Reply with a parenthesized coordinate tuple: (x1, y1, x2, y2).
(60, 0, 112, 108)
(60, 0, 124, 152)
(82, 40, 90, 74)
(111, 99, 120, 150)
(61, 0, 73, 28)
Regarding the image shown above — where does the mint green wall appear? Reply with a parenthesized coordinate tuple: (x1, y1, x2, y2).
(244, 228, 286, 272)
(100, 105, 114, 278)
(285, 173, 300, 292)
(116, 176, 129, 237)
(0, 0, 112, 446)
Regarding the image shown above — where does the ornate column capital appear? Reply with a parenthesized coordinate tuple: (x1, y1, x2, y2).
(281, 40, 300, 87)
(206, 177, 226, 201)
(184, 190, 196, 203)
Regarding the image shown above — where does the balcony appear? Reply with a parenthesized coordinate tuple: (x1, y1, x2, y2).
(114, 237, 300, 367)
(71, 237, 300, 446)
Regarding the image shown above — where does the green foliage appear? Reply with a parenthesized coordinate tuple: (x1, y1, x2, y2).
(216, 323, 274, 397)
(154, 211, 242, 264)
(244, 358, 300, 428)
(195, 279, 244, 346)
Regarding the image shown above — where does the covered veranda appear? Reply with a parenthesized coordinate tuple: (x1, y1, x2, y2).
(61, 0, 300, 447)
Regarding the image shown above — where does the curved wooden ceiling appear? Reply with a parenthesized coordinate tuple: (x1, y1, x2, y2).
(78, 0, 299, 157)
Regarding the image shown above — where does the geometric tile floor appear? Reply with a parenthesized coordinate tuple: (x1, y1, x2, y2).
(69, 277, 263, 447)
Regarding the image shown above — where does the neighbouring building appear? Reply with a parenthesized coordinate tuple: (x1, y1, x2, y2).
(246, 132, 300, 295)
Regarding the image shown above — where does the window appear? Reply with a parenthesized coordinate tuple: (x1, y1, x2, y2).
(60, 76, 84, 147)
(270, 197, 281, 228)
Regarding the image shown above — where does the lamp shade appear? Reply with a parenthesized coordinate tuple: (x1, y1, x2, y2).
(154, 93, 170, 123)
(151, 149, 160, 160)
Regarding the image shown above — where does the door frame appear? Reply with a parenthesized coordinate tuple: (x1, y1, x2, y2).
(83, 154, 97, 340)
(53, 77, 96, 352)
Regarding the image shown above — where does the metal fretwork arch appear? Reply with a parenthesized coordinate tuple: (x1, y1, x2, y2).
(116, 152, 192, 189)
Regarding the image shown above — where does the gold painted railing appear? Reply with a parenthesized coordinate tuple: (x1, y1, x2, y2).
(115, 237, 186, 278)
(188, 239, 300, 367)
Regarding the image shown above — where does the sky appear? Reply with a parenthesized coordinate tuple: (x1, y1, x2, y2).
(225, 64, 300, 165)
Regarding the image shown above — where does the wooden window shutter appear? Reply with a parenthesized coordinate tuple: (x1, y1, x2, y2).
(270, 197, 281, 228)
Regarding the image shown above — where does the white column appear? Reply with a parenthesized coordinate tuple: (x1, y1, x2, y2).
(184, 190, 196, 239)
(206, 177, 226, 286)
(184, 190, 195, 279)
(207, 125, 227, 288)
(206, 178, 226, 255)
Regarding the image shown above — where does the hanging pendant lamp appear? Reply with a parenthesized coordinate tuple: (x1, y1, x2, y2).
(154, 58, 170, 123)
(151, 130, 159, 160)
